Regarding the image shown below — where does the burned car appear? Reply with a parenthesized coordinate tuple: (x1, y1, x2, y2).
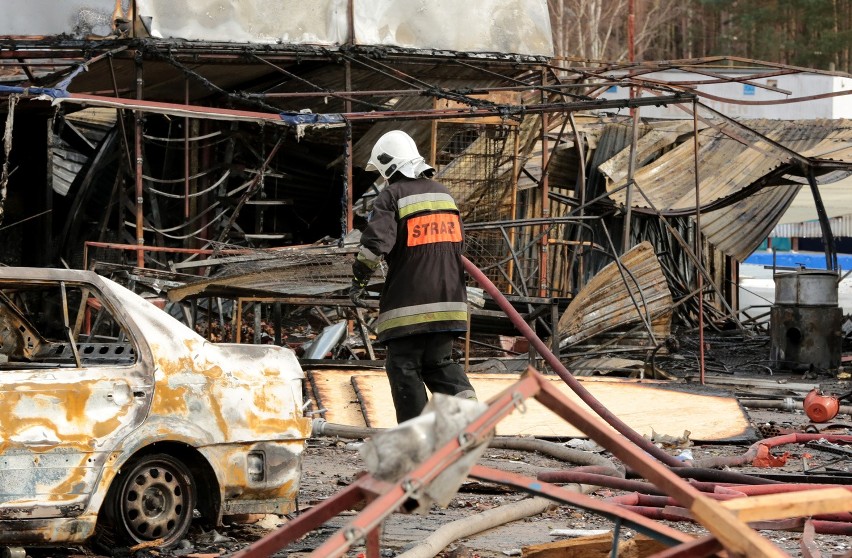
(0, 267, 312, 547)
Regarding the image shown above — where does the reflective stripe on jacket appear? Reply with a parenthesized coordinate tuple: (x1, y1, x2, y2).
(358, 177, 467, 343)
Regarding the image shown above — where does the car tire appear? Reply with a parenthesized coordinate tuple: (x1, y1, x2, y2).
(102, 453, 196, 549)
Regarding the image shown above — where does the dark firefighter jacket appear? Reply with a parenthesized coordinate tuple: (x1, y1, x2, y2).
(356, 177, 467, 343)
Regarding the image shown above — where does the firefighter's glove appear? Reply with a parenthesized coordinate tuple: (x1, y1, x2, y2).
(350, 259, 373, 308)
(352, 259, 373, 287)
(349, 283, 368, 308)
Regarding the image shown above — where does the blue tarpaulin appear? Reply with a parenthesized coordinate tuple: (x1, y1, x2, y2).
(0, 85, 68, 98)
(744, 250, 852, 270)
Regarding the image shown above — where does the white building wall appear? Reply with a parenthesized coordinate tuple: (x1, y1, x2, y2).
(601, 70, 851, 120)
(832, 76, 852, 119)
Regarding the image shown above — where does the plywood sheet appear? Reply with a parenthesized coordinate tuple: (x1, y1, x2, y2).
(347, 372, 753, 441)
(308, 368, 386, 427)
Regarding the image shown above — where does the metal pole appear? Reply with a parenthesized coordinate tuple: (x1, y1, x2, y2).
(465, 306, 471, 375)
(273, 302, 282, 345)
(566, 112, 586, 291)
(606, 17, 648, 260)
(806, 166, 837, 271)
(345, 60, 354, 233)
(628, 0, 636, 119)
(134, 52, 145, 268)
(622, 106, 640, 253)
(693, 100, 705, 385)
(628, 0, 636, 64)
(430, 98, 438, 167)
(235, 299, 242, 343)
(184, 77, 190, 219)
(347, 0, 355, 45)
(507, 125, 520, 293)
(254, 302, 262, 345)
(539, 69, 550, 297)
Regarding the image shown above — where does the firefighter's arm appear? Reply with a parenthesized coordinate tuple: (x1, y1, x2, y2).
(350, 190, 397, 306)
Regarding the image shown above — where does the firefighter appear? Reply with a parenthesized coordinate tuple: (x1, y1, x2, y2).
(350, 130, 477, 424)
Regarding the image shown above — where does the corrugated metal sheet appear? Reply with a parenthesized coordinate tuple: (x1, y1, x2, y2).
(586, 121, 635, 191)
(557, 241, 673, 348)
(166, 246, 356, 301)
(771, 214, 852, 239)
(600, 119, 852, 261)
(547, 142, 582, 192)
(597, 122, 689, 183)
(50, 109, 116, 197)
(606, 119, 852, 215)
(701, 184, 802, 261)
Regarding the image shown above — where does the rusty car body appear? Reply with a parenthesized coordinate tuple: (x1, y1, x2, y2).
(0, 267, 312, 547)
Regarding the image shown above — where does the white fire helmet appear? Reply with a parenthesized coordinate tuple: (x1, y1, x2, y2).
(365, 130, 434, 180)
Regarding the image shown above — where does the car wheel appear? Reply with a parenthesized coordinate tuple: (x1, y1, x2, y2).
(107, 453, 196, 548)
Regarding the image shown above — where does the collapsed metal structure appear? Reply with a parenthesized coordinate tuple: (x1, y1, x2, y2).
(2, 22, 851, 350)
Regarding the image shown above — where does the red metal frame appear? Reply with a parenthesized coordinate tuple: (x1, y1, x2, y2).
(233, 368, 789, 558)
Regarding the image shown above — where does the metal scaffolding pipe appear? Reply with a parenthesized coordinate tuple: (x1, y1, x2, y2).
(539, 71, 550, 298)
(56, 93, 694, 126)
(312, 419, 617, 471)
(693, 99, 706, 384)
(134, 53, 145, 268)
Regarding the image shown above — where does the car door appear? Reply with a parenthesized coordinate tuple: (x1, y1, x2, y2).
(0, 277, 151, 519)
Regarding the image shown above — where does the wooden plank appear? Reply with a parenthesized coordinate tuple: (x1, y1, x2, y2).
(522, 533, 668, 558)
(630, 535, 678, 557)
(349, 372, 753, 441)
(720, 488, 852, 523)
(522, 532, 612, 558)
(686, 375, 819, 395)
(691, 495, 788, 558)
